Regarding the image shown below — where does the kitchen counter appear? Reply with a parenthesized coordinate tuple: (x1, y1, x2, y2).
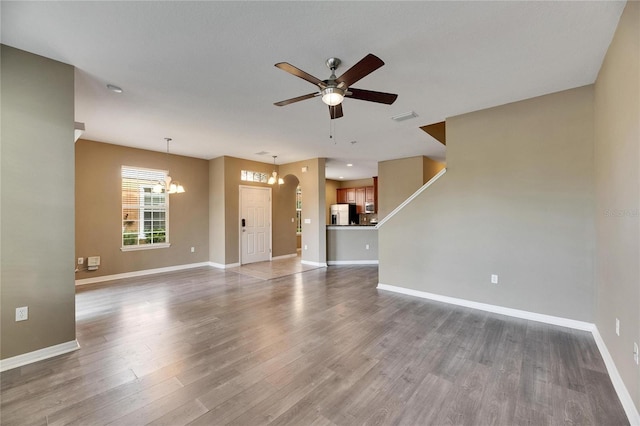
(326, 225, 378, 265)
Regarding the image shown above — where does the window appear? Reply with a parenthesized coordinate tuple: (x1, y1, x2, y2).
(241, 170, 268, 183)
(121, 166, 169, 250)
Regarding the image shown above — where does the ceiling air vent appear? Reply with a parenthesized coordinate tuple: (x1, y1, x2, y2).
(391, 111, 418, 122)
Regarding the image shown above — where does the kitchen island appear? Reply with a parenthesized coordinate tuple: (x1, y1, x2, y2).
(326, 225, 378, 265)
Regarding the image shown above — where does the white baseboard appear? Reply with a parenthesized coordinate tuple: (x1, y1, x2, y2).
(592, 327, 640, 426)
(377, 282, 639, 425)
(0, 340, 80, 372)
(209, 262, 240, 269)
(75, 262, 211, 285)
(301, 260, 328, 267)
(272, 253, 298, 261)
(377, 283, 594, 331)
(328, 260, 379, 265)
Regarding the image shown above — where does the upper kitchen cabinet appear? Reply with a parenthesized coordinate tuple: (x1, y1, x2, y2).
(337, 188, 347, 204)
(336, 188, 356, 204)
(365, 186, 375, 203)
(336, 180, 378, 214)
(356, 188, 366, 213)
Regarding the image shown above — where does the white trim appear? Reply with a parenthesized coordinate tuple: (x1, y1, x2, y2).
(376, 282, 640, 425)
(592, 327, 640, 426)
(328, 260, 379, 265)
(301, 260, 328, 267)
(0, 340, 80, 372)
(376, 168, 446, 228)
(75, 262, 211, 285)
(377, 283, 594, 331)
(208, 262, 240, 269)
(271, 253, 298, 261)
(120, 243, 171, 252)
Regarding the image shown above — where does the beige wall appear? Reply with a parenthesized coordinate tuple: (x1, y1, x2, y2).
(1, 46, 76, 359)
(594, 1, 640, 412)
(273, 174, 299, 258)
(378, 156, 444, 218)
(280, 158, 326, 265)
(208, 156, 226, 265)
(75, 140, 210, 279)
(325, 179, 340, 224)
(339, 178, 374, 188)
(379, 85, 595, 322)
(423, 156, 445, 184)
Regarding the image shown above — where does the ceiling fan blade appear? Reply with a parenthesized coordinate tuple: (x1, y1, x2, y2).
(346, 88, 398, 105)
(329, 103, 343, 120)
(274, 92, 318, 107)
(275, 62, 323, 86)
(335, 53, 384, 86)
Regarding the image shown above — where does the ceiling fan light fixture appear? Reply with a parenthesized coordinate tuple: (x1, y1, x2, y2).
(321, 87, 345, 106)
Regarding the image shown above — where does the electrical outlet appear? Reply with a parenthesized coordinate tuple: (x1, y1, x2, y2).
(78, 257, 84, 265)
(304, 245, 308, 250)
(491, 274, 499, 284)
(634, 343, 639, 365)
(616, 318, 620, 336)
(365, 244, 370, 250)
(15, 306, 28, 322)
(190, 247, 195, 253)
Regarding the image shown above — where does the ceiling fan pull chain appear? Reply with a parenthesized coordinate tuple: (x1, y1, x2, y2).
(331, 119, 337, 144)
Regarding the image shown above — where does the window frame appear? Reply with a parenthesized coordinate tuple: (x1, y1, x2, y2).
(121, 166, 171, 252)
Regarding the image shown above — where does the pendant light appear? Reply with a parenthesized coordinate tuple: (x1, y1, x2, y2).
(152, 138, 185, 194)
(268, 155, 284, 185)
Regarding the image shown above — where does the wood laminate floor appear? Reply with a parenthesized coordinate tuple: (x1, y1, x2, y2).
(227, 252, 321, 280)
(0, 266, 629, 425)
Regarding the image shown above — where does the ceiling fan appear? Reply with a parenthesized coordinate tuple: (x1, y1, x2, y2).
(274, 53, 398, 119)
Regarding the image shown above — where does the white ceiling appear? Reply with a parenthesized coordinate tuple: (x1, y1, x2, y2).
(1, 1, 625, 180)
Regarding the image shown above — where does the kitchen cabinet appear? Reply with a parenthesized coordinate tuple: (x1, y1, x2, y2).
(346, 188, 356, 204)
(365, 186, 375, 203)
(336, 183, 378, 214)
(337, 188, 348, 204)
(355, 188, 366, 213)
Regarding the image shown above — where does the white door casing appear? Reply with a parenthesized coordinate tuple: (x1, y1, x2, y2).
(239, 185, 271, 265)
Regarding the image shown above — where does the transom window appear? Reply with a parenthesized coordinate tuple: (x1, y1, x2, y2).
(121, 166, 169, 250)
(241, 170, 268, 183)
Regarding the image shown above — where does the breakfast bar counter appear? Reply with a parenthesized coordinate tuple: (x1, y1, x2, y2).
(326, 225, 378, 265)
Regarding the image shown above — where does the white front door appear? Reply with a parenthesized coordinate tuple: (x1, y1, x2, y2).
(240, 186, 271, 265)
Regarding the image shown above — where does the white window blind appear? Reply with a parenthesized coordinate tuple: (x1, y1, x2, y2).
(121, 166, 169, 249)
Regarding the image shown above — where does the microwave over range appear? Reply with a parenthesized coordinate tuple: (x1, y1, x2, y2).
(364, 202, 375, 213)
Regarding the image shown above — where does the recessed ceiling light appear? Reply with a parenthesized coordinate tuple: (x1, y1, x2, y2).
(106, 84, 123, 93)
(350, 141, 357, 145)
(347, 163, 353, 167)
(339, 176, 344, 179)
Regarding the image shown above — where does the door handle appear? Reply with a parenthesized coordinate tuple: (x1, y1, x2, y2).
(241, 218, 246, 227)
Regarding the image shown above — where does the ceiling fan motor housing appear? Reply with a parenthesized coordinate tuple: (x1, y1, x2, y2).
(326, 57, 341, 71)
